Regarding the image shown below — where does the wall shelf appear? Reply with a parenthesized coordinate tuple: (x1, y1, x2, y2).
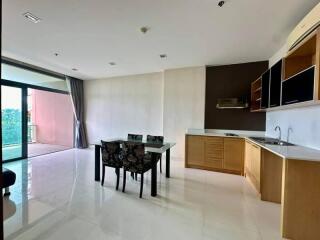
(250, 77, 263, 112)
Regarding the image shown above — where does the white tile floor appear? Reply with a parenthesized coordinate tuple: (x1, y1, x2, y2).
(3, 148, 282, 240)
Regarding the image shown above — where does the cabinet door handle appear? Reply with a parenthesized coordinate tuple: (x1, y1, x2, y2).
(285, 100, 299, 104)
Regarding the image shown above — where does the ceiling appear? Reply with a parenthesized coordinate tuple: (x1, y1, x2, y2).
(2, 0, 319, 80)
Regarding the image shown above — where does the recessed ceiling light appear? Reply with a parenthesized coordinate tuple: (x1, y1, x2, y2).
(72, 68, 78, 71)
(218, 1, 225, 7)
(23, 12, 41, 23)
(160, 54, 167, 59)
(109, 62, 116, 66)
(140, 26, 150, 34)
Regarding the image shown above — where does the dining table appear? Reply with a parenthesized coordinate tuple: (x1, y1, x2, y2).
(93, 139, 176, 197)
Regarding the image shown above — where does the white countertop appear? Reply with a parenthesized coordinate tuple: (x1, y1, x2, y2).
(186, 129, 320, 162)
(187, 129, 265, 138)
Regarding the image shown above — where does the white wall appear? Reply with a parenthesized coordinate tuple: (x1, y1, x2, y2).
(163, 67, 206, 158)
(266, 46, 320, 150)
(84, 72, 163, 143)
(84, 66, 206, 158)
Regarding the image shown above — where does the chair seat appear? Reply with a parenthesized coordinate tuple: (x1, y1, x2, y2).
(103, 156, 123, 168)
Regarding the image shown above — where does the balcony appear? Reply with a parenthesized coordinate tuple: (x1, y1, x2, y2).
(2, 124, 72, 161)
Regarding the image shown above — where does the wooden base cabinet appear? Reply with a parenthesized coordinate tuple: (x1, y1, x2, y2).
(244, 140, 261, 193)
(281, 159, 320, 240)
(224, 138, 244, 173)
(185, 136, 205, 167)
(185, 135, 244, 175)
(260, 149, 283, 203)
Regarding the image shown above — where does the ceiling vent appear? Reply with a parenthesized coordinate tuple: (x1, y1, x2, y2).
(23, 12, 41, 23)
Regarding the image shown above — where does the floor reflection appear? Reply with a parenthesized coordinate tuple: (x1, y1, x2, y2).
(3, 148, 282, 240)
(3, 150, 83, 240)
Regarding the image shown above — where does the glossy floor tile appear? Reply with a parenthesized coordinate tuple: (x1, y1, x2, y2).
(3, 148, 282, 240)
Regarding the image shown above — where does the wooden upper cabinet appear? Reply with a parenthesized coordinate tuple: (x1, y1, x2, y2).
(185, 135, 205, 167)
(269, 59, 283, 108)
(223, 138, 244, 173)
(261, 70, 270, 109)
(251, 26, 320, 111)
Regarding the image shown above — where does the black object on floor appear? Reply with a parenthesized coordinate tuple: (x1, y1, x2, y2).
(2, 168, 16, 196)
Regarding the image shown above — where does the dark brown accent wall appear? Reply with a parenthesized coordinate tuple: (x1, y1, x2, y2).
(205, 61, 268, 131)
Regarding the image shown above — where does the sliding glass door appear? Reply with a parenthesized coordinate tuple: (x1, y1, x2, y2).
(1, 84, 74, 161)
(1, 85, 24, 161)
(1, 61, 74, 162)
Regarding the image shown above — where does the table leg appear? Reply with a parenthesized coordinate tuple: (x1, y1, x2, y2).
(151, 153, 157, 197)
(95, 145, 101, 181)
(166, 148, 170, 178)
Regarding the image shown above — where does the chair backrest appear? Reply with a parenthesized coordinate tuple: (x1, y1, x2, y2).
(101, 141, 122, 167)
(122, 142, 146, 172)
(146, 135, 164, 144)
(128, 134, 143, 141)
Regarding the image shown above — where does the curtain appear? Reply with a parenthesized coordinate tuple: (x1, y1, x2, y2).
(66, 76, 88, 148)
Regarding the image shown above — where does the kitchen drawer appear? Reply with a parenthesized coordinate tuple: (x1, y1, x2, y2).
(204, 158, 223, 169)
(206, 150, 224, 159)
(205, 137, 224, 144)
(205, 142, 224, 150)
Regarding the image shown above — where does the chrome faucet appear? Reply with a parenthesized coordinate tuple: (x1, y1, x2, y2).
(287, 127, 293, 143)
(275, 126, 281, 143)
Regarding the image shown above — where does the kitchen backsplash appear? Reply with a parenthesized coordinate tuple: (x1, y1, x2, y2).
(266, 105, 320, 150)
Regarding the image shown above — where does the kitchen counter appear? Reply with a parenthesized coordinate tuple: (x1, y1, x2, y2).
(187, 129, 320, 162)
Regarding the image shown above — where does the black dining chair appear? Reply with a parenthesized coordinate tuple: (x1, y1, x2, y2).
(101, 141, 123, 190)
(127, 134, 143, 142)
(147, 135, 164, 173)
(121, 142, 153, 198)
(127, 134, 143, 180)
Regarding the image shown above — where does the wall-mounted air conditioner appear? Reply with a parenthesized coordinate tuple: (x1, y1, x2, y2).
(287, 3, 320, 51)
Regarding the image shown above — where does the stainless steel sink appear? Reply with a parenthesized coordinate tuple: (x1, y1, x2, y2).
(249, 137, 295, 146)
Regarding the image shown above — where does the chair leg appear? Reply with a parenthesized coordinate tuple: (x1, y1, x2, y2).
(122, 169, 126, 192)
(160, 156, 162, 173)
(131, 172, 134, 179)
(135, 173, 138, 180)
(101, 165, 105, 186)
(116, 168, 120, 190)
(140, 173, 144, 198)
(4, 187, 10, 197)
